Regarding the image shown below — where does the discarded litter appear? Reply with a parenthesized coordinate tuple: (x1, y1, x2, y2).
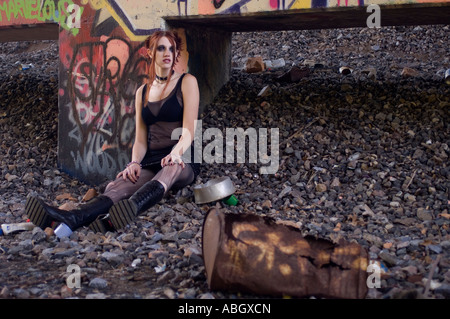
(445, 69, 450, 85)
(15, 61, 34, 70)
(54, 222, 73, 238)
(21, 64, 33, 70)
(193, 177, 236, 205)
(154, 263, 166, 273)
(339, 66, 353, 75)
(0, 222, 35, 235)
(257, 85, 271, 97)
(131, 258, 142, 268)
(222, 194, 238, 206)
(276, 66, 310, 83)
(264, 58, 285, 69)
(202, 208, 369, 299)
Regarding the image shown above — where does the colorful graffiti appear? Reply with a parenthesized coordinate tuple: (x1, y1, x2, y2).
(0, 0, 83, 35)
(77, 0, 398, 42)
(82, 0, 189, 42)
(59, 35, 148, 181)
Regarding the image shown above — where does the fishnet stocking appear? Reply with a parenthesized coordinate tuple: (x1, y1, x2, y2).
(103, 164, 194, 203)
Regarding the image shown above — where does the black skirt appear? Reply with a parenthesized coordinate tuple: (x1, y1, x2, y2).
(141, 145, 201, 179)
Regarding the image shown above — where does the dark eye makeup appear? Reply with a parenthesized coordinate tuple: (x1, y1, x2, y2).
(156, 45, 174, 52)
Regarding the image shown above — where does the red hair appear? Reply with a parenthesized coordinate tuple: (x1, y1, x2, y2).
(144, 30, 182, 102)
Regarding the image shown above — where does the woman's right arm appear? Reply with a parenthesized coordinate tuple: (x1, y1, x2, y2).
(131, 84, 148, 164)
(118, 84, 148, 182)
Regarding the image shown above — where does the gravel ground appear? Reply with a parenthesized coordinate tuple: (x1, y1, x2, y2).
(0, 25, 449, 300)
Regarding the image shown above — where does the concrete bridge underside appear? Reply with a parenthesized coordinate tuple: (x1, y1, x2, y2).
(1, 4, 449, 42)
(166, 3, 450, 31)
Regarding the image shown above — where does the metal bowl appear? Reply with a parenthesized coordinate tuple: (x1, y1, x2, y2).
(193, 176, 236, 204)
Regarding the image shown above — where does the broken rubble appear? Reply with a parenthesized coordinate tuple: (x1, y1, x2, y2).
(245, 56, 265, 73)
(276, 65, 310, 83)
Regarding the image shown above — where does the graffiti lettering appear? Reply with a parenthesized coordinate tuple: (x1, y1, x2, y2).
(213, 0, 226, 9)
(60, 37, 148, 182)
(0, 0, 82, 36)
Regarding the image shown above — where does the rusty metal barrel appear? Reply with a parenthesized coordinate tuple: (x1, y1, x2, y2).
(202, 208, 369, 299)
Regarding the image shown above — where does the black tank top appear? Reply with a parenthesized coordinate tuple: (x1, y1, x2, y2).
(140, 74, 185, 166)
(139, 74, 200, 177)
(142, 73, 185, 126)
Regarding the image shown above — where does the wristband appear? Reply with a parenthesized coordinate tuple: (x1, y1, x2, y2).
(170, 153, 182, 160)
(126, 161, 142, 168)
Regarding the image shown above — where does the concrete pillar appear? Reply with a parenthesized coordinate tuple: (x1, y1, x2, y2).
(181, 26, 232, 114)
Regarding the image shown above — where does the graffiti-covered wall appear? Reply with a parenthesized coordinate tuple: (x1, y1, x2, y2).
(0, 0, 82, 32)
(58, 8, 147, 183)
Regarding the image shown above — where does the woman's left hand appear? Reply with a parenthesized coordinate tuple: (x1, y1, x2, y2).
(161, 153, 185, 169)
(117, 162, 141, 183)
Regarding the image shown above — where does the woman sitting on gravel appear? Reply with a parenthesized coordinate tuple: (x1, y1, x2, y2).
(26, 30, 200, 237)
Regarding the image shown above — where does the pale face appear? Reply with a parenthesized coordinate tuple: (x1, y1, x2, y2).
(151, 36, 177, 71)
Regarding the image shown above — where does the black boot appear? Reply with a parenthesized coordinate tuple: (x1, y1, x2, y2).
(26, 197, 55, 229)
(89, 213, 116, 234)
(26, 195, 113, 232)
(108, 180, 165, 230)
